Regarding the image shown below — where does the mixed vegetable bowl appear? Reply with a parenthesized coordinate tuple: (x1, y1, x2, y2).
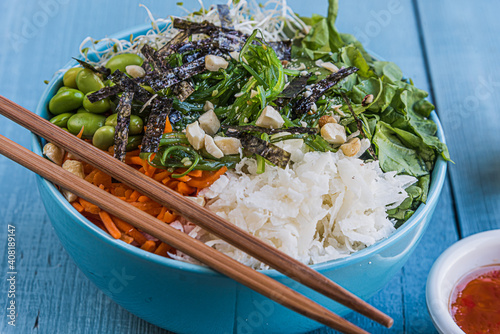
(42, 0, 450, 263)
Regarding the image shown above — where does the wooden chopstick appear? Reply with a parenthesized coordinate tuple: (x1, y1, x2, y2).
(0, 134, 368, 334)
(0, 95, 393, 328)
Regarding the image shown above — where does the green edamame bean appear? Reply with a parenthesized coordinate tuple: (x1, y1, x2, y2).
(76, 69, 105, 94)
(57, 86, 73, 94)
(49, 112, 75, 128)
(105, 53, 143, 73)
(48, 89, 85, 115)
(77, 107, 88, 113)
(67, 113, 106, 138)
(92, 125, 115, 150)
(105, 113, 144, 135)
(63, 67, 83, 88)
(82, 92, 111, 114)
(126, 135, 143, 151)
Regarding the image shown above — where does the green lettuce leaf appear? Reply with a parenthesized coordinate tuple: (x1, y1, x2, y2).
(372, 121, 428, 177)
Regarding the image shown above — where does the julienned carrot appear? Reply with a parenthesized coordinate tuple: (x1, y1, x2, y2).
(76, 126, 84, 139)
(85, 169, 98, 183)
(187, 166, 228, 189)
(120, 234, 134, 244)
(145, 207, 163, 216)
(93, 170, 112, 189)
(98, 211, 122, 239)
(187, 169, 203, 178)
(72, 150, 230, 257)
(145, 164, 156, 177)
(129, 190, 141, 202)
(126, 149, 140, 157)
(111, 215, 133, 233)
(81, 162, 94, 175)
(141, 240, 157, 253)
(126, 156, 145, 166)
(154, 171, 171, 181)
(138, 195, 150, 202)
(111, 216, 148, 245)
(164, 179, 179, 189)
(174, 175, 191, 182)
(163, 117, 173, 134)
(177, 182, 195, 196)
(154, 242, 171, 256)
(157, 206, 167, 220)
(175, 168, 203, 178)
(129, 201, 162, 211)
(79, 198, 100, 214)
(124, 189, 133, 199)
(72, 201, 84, 213)
(162, 210, 177, 223)
(112, 185, 128, 197)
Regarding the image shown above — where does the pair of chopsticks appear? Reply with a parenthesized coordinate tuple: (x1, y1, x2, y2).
(0, 95, 393, 333)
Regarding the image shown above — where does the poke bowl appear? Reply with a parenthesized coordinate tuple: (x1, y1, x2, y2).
(32, 5, 448, 334)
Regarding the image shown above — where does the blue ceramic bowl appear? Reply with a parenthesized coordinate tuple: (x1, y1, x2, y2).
(32, 24, 448, 334)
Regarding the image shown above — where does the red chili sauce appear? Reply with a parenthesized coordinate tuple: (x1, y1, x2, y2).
(449, 265, 500, 333)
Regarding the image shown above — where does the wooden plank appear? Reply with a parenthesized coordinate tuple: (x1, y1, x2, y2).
(415, 0, 500, 237)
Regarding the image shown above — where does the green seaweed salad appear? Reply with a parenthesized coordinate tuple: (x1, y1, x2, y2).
(50, 0, 450, 225)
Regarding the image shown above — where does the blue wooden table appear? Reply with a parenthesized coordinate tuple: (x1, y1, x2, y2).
(0, 1, 498, 333)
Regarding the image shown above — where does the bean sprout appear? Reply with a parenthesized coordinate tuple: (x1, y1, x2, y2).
(78, 0, 309, 67)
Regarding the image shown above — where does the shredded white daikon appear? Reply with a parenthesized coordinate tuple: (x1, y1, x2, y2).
(190, 143, 416, 270)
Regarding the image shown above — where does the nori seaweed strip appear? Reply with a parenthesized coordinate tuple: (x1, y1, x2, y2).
(177, 39, 211, 53)
(292, 67, 359, 119)
(87, 86, 121, 103)
(268, 41, 292, 61)
(171, 18, 289, 58)
(146, 57, 206, 91)
(222, 125, 318, 135)
(217, 4, 234, 29)
(113, 91, 134, 162)
(217, 31, 246, 52)
(72, 58, 110, 76)
(141, 97, 173, 153)
(141, 44, 169, 72)
(175, 57, 206, 80)
(279, 75, 311, 99)
(173, 81, 195, 102)
(172, 18, 220, 35)
(107, 70, 153, 103)
(216, 4, 239, 51)
(157, 30, 190, 56)
(141, 44, 196, 101)
(237, 132, 291, 168)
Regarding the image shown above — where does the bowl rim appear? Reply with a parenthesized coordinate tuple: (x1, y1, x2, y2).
(426, 229, 500, 334)
(32, 22, 448, 278)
